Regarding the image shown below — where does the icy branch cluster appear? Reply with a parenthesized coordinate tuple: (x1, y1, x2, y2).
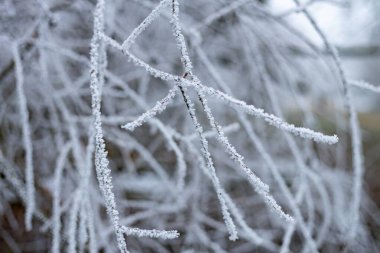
(0, 0, 379, 252)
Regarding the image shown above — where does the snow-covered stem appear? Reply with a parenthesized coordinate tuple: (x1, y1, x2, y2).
(122, 0, 169, 51)
(90, 0, 128, 252)
(192, 83, 338, 145)
(121, 86, 179, 131)
(195, 81, 294, 223)
(170, 0, 193, 73)
(120, 226, 179, 240)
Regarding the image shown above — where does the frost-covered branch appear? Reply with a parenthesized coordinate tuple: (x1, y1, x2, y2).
(90, 0, 128, 252)
(120, 226, 179, 240)
(121, 86, 179, 131)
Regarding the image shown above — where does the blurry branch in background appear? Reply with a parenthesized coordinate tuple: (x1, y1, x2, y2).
(350, 80, 380, 94)
(287, 44, 380, 58)
(11, 43, 35, 232)
(335, 44, 380, 58)
(277, 0, 349, 18)
(292, 0, 364, 243)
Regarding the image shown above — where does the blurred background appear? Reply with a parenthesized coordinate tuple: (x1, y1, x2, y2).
(271, 0, 380, 212)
